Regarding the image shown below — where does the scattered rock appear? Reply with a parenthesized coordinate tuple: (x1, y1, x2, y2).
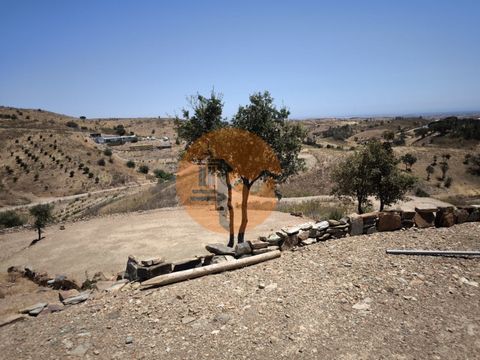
(205, 243, 236, 256)
(125, 336, 134, 344)
(235, 242, 252, 257)
(328, 219, 341, 227)
(459, 277, 479, 287)
(62, 291, 90, 305)
(140, 257, 164, 267)
(266, 234, 282, 245)
(282, 226, 300, 236)
(211, 255, 235, 264)
(247, 240, 267, 250)
(59, 289, 80, 302)
(301, 238, 316, 246)
(19, 302, 48, 316)
(297, 230, 310, 241)
(352, 297, 372, 311)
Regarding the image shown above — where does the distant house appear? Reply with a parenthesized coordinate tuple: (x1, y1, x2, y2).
(94, 134, 137, 144)
(158, 139, 172, 149)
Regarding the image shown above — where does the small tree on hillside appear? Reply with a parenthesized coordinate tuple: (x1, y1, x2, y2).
(426, 165, 434, 181)
(401, 153, 417, 171)
(382, 131, 395, 142)
(232, 91, 306, 242)
(126, 160, 135, 168)
(138, 165, 149, 174)
(29, 204, 54, 245)
(440, 161, 449, 180)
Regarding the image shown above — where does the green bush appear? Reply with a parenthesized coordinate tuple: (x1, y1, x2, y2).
(138, 165, 149, 174)
(97, 158, 106, 166)
(153, 169, 174, 181)
(103, 148, 112, 157)
(0, 210, 25, 228)
(126, 160, 135, 168)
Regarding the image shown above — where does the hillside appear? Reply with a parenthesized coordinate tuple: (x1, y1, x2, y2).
(0, 107, 180, 208)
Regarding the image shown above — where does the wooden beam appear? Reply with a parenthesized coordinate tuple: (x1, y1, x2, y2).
(386, 249, 480, 257)
(141, 250, 281, 288)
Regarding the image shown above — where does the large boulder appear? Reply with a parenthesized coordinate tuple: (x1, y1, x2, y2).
(455, 208, 469, 224)
(414, 211, 435, 228)
(435, 207, 456, 228)
(349, 215, 363, 236)
(125, 255, 172, 281)
(401, 211, 416, 228)
(377, 212, 402, 232)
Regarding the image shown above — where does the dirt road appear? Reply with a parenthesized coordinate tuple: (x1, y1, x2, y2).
(0, 222, 479, 359)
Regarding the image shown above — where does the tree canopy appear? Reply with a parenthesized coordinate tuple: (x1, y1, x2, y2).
(331, 141, 416, 213)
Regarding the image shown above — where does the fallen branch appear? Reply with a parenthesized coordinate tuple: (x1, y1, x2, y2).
(386, 249, 480, 257)
(141, 250, 281, 288)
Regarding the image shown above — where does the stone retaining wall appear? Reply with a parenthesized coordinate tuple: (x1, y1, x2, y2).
(125, 205, 480, 282)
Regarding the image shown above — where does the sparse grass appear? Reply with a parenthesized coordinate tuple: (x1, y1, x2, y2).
(276, 200, 351, 221)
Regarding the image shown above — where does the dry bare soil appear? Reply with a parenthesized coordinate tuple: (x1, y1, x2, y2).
(1, 222, 479, 359)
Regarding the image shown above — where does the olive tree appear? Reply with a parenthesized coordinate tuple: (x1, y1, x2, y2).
(332, 141, 416, 213)
(232, 91, 306, 242)
(29, 204, 54, 245)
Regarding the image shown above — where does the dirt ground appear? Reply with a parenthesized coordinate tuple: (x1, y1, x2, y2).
(0, 222, 479, 359)
(0, 208, 306, 283)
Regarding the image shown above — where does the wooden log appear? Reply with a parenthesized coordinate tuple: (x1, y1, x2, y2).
(141, 250, 281, 288)
(386, 249, 480, 257)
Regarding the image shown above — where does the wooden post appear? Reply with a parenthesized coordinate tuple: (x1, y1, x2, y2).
(141, 250, 281, 288)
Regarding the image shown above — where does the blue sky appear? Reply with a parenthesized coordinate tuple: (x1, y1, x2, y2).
(1, 0, 479, 118)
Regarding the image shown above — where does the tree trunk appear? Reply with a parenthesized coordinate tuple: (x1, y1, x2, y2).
(357, 196, 364, 214)
(237, 179, 251, 243)
(37, 226, 41, 242)
(225, 171, 235, 247)
(379, 199, 385, 211)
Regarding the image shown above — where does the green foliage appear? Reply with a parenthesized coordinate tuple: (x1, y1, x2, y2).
(153, 169, 174, 181)
(426, 164, 434, 180)
(97, 158, 106, 166)
(331, 141, 416, 213)
(400, 153, 417, 171)
(467, 154, 480, 176)
(323, 124, 354, 140)
(114, 124, 126, 136)
(414, 127, 429, 138)
(0, 210, 25, 228)
(382, 131, 395, 141)
(428, 117, 480, 140)
(440, 161, 449, 180)
(175, 91, 226, 146)
(29, 204, 54, 230)
(103, 148, 112, 157)
(126, 160, 135, 168)
(232, 91, 306, 183)
(138, 165, 149, 174)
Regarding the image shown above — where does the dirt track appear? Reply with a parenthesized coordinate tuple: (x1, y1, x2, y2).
(1, 222, 479, 359)
(0, 208, 305, 282)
